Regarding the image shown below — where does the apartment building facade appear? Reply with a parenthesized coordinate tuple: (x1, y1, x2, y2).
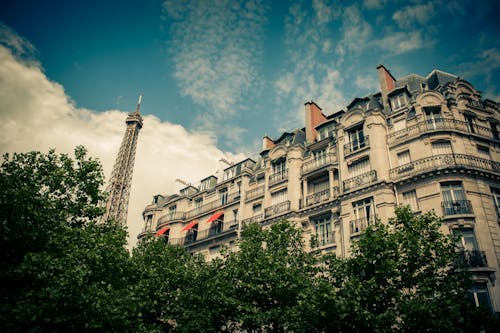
(138, 65, 500, 313)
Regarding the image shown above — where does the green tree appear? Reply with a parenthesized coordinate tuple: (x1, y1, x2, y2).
(342, 206, 481, 332)
(221, 221, 320, 332)
(0, 147, 138, 332)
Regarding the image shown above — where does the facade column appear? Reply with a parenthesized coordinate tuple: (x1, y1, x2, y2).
(302, 179, 308, 208)
(329, 168, 334, 199)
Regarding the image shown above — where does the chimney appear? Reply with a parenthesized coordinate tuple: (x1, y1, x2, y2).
(262, 135, 275, 150)
(304, 101, 327, 143)
(377, 65, 396, 110)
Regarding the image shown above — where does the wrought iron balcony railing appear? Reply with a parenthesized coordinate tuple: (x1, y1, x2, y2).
(305, 188, 330, 206)
(350, 217, 374, 236)
(302, 153, 337, 174)
(389, 154, 499, 181)
(157, 211, 186, 226)
(242, 214, 264, 225)
(245, 185, 265, 201)
(387, 118, 497, 144)
(344, 136, 369, 155)
(167, 220, 238, 247)
(269, 170, 288, 186)
(343, 170, 377, 192)
(442, 200, 473, 216)
(185, 194, 240, 219)
(456, 250, 488, 268)
(264, 200, 291, 218)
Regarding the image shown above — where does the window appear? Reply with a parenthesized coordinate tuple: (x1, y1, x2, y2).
(347, 125, 366, 152)
(253, 203, 262, 214)
(464, 114, 476, 133)
(348, 157, 370, 177)
(351, 197, 375, 234)
(468, 283, 493, 312)
(477, 145, 490, 159)
(391, 93, 407, 110)
(313, 149, 327, 166)
(424, 107, 442, 129)
(397, 150, 411, 166)
(489, 121, 499, 140)
(194, 198, 203, 214)
(168, 205, 177, 218)
(492, 188, 500, 220)
(312, 215, 334, 247)
(317, 124, 335, 141)
(453, 228, 478, 252)
(432, 140, 452, 155)
(145, 215, 153, 231)
(402, 190, 418, 211)
(185, 226, 198, 244)
(219, 188, 228, 205)
(441, 182, 471, 215)
(272, 159, 286, 175)
(271, 189, 287, 205)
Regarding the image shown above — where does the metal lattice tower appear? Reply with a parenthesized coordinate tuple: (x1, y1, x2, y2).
(102, 95, 143, 225)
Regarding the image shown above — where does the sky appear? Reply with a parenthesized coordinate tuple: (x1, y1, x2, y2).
(1, 0, 499, 248)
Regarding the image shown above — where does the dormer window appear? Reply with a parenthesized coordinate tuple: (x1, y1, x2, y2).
(391, 93, 407, 110)
(317, 124, 335, 141)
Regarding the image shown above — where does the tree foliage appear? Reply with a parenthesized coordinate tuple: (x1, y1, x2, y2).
(0, 148, 496, 332)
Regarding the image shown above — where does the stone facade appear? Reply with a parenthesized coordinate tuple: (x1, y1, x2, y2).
(139, 66, 500, 313)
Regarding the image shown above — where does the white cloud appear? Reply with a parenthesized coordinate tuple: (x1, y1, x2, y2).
(375, 31, 427, 54)
(392, 3, 435, 29)
(355, 74, 379, 93)
(162, 0, 268, 121)
(0, 36, 243, 249)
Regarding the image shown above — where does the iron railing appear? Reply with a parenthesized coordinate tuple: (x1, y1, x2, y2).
(456, 250, 488, 268)
(343, 170, 377, 192)
(306, 188, 330, 206)
(302, 153, 337, 174)
(242, 214, 264, 225)
(389, 154, 500, 180)
(350, 217, 374, 235)
(245, 185, 265, 201)
(185, 193, 240, 219)
(168, 219, 238, 246)
(264, 201, 291, 218)
(387, 118, 496, 144)
(344, 136, 369, 155)
(442, 200, 473, 216)
(157, 211, 186, 225)
(269, 170, 288, 186)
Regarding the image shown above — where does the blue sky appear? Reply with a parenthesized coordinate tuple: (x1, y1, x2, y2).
(2, 0, 499, 153)
(0, 0, 499, 246)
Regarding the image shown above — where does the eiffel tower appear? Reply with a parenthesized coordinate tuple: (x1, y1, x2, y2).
(102, 95, 143, 225)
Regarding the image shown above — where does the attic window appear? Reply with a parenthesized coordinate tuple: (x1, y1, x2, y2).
(391, 94, 407, 111)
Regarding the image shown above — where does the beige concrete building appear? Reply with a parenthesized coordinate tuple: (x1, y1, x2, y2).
(138, 65, 500, 313)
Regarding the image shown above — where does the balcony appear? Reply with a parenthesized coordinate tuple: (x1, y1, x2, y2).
(168, 220, 238, 247)
(456, 250, 488, 268)
(185, 194, 240, 219)
(305, 188, 330, 206)
(442, 200, 473, 216)
(264, 201, 291, 218)
(302, 153, 337, 174)
(350, 217, 373, 236)
(269, 171, 288, 186)
(157, 211, 186, 226)
(246, 185, 265, 201)
(389, 154, 500, 181)
(387, 118, 497, 144)
(242, 214, 264, 225)
(343, 170, 377, 192)
(344, 136, 369, 155)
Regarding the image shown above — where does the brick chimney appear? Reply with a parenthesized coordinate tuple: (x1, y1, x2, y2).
(377, 65, 396, 110)
(304, 101, 327, 143)
(262, 135, 275, 150)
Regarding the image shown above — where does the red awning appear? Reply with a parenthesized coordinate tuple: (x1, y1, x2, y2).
(182, 221, 198, 231)
(155, 226, 170, 236)
(207, 211, 224, 223)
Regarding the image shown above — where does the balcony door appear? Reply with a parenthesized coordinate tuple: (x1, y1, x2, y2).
(348, 126, 365, 151)
(425, 107, 443, 129)
(453, 228, 478, 252)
